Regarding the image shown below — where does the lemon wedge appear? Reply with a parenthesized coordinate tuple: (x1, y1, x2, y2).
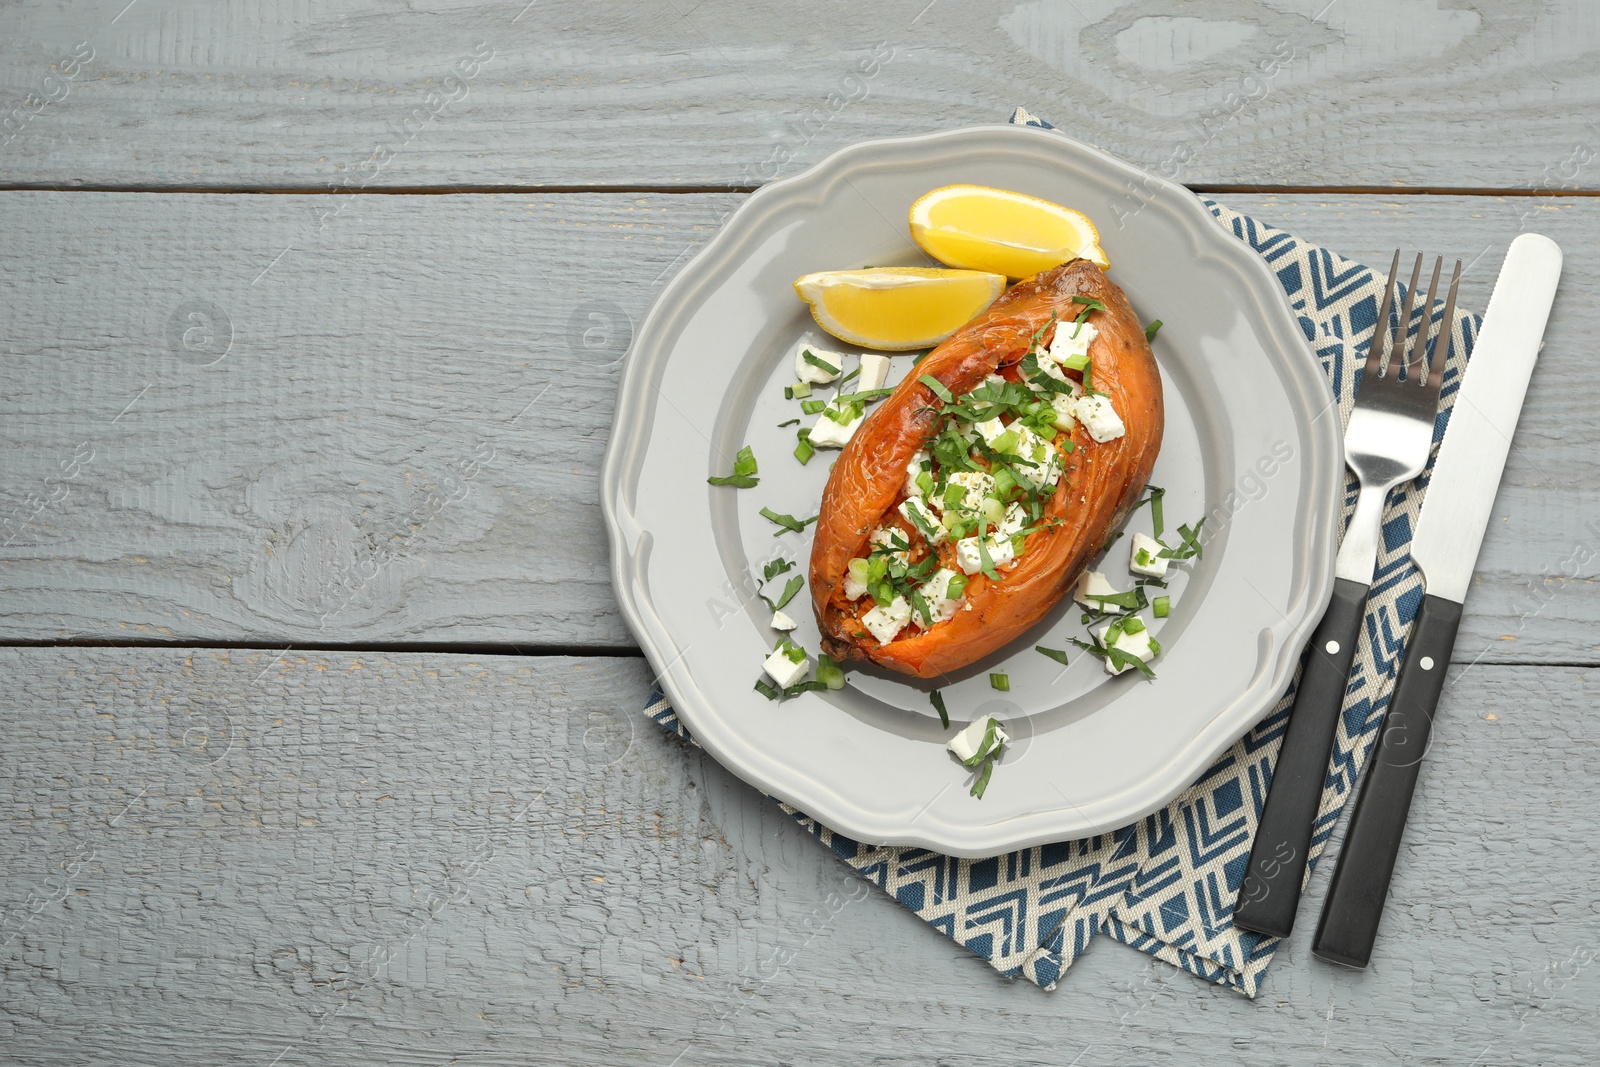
(909, 184, 1108, 278)
(793, 267, 1006, 351)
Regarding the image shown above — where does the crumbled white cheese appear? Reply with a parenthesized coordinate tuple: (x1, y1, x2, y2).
(1007, 424, 1061, 490)
(858, 353, 892, 392)
(948, 717, 1008, 763)
(808, 406, 863, 448)
(794, 344, 844, 384)
(998, 502, 1028, 539)
(1074, 570, 1126, 612)
(1049, 391, 1080, 431)
(1095, 620, 1155, 676)
(870, 526, 910, 564)
(1129, 531, 1169, 578)
(862, 595, 913, 645)
(1072, 394, 1125, 443)
(904, 449, 931, 498)
(956, 533, 1015, 575)
(763, 647, 809, 688)
(899, 497, 947, 545)
(1048, 321, 1098, 364)
(770, 610, 798, 631)
(916, 567, 965, 627)
(944, 470, 996, 512)
(974, 417, 1008, 446)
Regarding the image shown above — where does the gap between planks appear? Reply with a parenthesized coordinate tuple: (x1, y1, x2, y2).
(3, 183, 1600, 198)
(0, 638, 645, 659)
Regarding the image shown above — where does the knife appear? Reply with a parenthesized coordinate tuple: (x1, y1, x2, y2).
(1311, 233, 1564, 968)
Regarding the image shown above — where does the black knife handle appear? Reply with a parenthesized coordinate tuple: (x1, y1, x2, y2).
(1233, 577, 1368, 938)
(1313, 593, 1463, 968)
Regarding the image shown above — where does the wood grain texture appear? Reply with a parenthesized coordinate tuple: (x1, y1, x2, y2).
(1, 0, 1599, 191)
(0, 647, 1595, 1065)
(2, 190, 1597, 659)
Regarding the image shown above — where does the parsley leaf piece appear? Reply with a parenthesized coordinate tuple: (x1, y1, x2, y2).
(1034, 645, 1070, 665)
(707, 445, 759, 487)
(918, 375, 955, 404)
(754, 678, 781, 700)
(930, 689, 950, 729)
(801, 349, 840, 375)
(773, 574, 804, 610)
(760, 507, 819, 535)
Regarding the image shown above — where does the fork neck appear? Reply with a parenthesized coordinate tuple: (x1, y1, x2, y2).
(1333, 479, 1393, 584)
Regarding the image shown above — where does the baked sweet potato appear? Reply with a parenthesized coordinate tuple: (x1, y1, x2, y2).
(809, 259, 1163, 678)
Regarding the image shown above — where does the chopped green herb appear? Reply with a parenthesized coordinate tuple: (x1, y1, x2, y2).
(783, 680, 829, 697)
(707, 445, 759, 488)
(1101, 529, 1124, 554)
(911, 349, 932, 364)
(785, 381, 812, 400)
(773, 574, 804, 610)
(918, 375, 955, 404)
(1157, 519, 1205, 560)
(1035, 645, 1070, 665)
(777, 418, 800, 428)
(977, 526, 1000, 581)
(1122, 616, 1146, 635)
(754, 678, 781, 700)
(1058, 351, 1089, 372)
(1153, 595, 1170, 618)
(762, 558, 794, 581)
(1145, 319, 1163, 342)
(801, 399, 827, 415)
(802, 349, 840, 375)
(946, 573, 968, 600)
(760, 507, 819, 535)
(970, 755, 996, 799)
(930, 689, 949, 729)
(989, 672, 1010, 692)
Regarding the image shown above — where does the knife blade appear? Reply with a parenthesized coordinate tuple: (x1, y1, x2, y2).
(1312, 232, 1563, 968)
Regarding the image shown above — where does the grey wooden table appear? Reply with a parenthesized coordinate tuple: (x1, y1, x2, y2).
(2, 3, 1598, 1064)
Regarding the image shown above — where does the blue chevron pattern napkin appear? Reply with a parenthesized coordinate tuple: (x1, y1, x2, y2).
(639, 111, 1481, 997)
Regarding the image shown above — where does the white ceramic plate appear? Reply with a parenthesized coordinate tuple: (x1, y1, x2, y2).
(601, 125, 1340, 857)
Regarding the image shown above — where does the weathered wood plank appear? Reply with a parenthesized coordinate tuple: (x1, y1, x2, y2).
(1, 0, 1598, 191)
(1, 190, 1596, 658)
(0, 648, 1595, 1065)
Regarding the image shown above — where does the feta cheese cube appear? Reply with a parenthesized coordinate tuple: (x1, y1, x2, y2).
(1095, 620, 1155, 676)
(916, 567, 965, 627)
(899, 497, 946, 545)
(862, 595, 913, 645)
(944, 470, 996, 512)
(1129, 532, 1169, 578)
(1048, 321, 1097, 364)
(1072, 394, 1125, 443)
(1007, 425, 1061, 489)
(770, 610, 798, 631)
(808, 406, 863, 448)
(1074, 570, 1126, 612)
(974, 416, 1008, 446)
(948, 716, 1008, 763)
(794, 344, 844, 384)
(956, 533, 1015, 575)
(904, 449, 931, 498)
(763, 647, 809, 688)
(858, 353, 892, 391)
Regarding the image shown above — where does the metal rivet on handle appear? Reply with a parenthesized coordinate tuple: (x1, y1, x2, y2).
(1420, 656, 1435, 670)
(1325, 640, 1340, 655)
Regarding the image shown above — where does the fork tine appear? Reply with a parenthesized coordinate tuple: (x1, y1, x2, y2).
(1407, 256, 1444, 384)
(1365, 250, 1402, 380)
(1388, 254, 1423, 379)
(1427, 259, 1462, 392)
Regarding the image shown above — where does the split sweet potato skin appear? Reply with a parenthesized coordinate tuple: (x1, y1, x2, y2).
(808, 259, 1164, 679)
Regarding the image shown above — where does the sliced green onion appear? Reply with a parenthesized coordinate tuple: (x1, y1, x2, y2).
(991, 428, 1019, 455)
(915, 471, 935, 497)
(800, 399, 827, 415)
(802, 349, 840, 375)
(1147, 636, 1162, 656)
(793, 429, 815, 465)
(1035, 645, 1069, 665)
(1059, 351, 1089, 372)
(847, 557, 870, 583)
(816, 654, 846, 690)
(1122, 616, 1146, 635)
(1153, 595, 1170, 618)
(1144, 319, 1163, 342)
(989, 672, 1010, 692)
(946, 574, 968, 600)
(930, 689, 949, 729)
(785, 381, 812, 400)
(707, 445, 759, 487)
(993, 467, 1017, 498)
(777, 418, 800, 428)
(918, 375, 954, 404)
(909, 588, 933, 627)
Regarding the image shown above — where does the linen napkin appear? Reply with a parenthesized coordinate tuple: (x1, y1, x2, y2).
(638, 110, 1480, 996)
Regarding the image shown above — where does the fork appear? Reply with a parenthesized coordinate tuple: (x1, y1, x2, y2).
(1233, 250, 1461, 939)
